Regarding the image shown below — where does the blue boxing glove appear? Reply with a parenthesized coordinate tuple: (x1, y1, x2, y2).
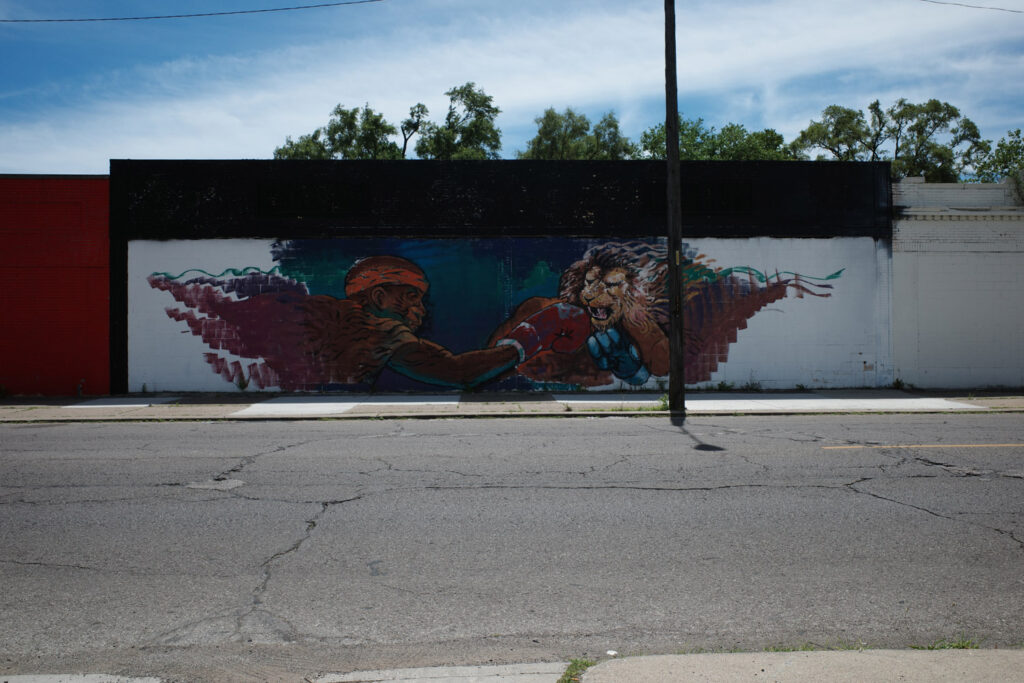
(586, 327, 650, 385)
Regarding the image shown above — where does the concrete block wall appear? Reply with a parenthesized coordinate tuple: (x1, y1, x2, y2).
(128, 236, 891, 393)
(893, 178, 1024, 388)
(894, 176, 1020, 209)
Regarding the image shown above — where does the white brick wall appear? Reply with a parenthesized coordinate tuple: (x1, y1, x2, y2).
(893, 179, 1024, 388)
(894, 176, 1020, 209)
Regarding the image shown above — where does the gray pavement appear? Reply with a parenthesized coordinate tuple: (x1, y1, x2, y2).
(6, 650, 1024, 682)
(307, 648, 1024, 681)
(306, 649, 1024, 681)
(1, 389, 1022, 422)
(580, 649, 1024, 682)
(3, 388, 1022, 682)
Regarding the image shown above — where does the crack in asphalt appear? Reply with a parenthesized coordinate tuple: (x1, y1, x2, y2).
(871, 447, 1024, 481)
(845, 478, 1024, 552)
(0, 557, 239, 578)
(361, 457, 484, 479)
(212, 440, 314, 482)
(419, 482, 848, 493)
(139, 495, 366, 649)
(239, 496, 363, 643)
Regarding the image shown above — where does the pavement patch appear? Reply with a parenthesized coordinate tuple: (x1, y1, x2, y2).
(232, 395, 460, 417)
(1, 676, 162, 683)
(682, 395, 986, 413)
(553, 393, 662, 408)
(67, 397, 181, 408)
(313, 662, 568, 682)
(186, 478, 245, 490)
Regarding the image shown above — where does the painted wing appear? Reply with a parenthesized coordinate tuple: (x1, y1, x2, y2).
(683, 267, 834, 383)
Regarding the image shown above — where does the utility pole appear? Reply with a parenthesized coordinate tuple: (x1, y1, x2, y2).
(665, 0, 685, 422)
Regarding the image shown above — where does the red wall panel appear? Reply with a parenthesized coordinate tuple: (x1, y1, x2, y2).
(0, 176, 110, 395)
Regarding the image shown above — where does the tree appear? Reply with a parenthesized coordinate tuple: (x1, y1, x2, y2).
(275, 102, 432, 160)
(975, 129, 1024, 199)
(891, 99, 989, 181)
(274, 104, 406, 160)
(273, 129, 332, 160)
(792, 98, 991, 181)
(791, 105, 869, 161)
(517, 108, 637, 160)
(415, 82, 502, 160)
(590, 112, 637, 160)
(400, 103, 429, 158)
(518, 107, 590, 160)
(639, 115, 793, 161)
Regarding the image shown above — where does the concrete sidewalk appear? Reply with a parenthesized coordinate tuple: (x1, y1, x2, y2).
(1, 389, 1022, 422)
(579, 648, 1024, 682)
(307, 649, 1024, 682)
(9, 649, 1024, 682)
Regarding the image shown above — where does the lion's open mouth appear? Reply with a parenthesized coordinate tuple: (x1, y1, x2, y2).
(588, 306, 610, 321)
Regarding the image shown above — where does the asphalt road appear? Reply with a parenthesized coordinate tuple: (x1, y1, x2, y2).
(1, 415, 1022, 682)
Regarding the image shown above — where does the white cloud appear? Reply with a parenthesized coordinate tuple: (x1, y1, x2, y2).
(0, 0, 1021, 173)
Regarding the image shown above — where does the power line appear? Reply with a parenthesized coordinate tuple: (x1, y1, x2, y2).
(0, 0, 384, 23)
(917, 0, 1023, 13)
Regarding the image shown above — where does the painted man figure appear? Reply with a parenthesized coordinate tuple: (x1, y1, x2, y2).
(150, 255, 589, 391)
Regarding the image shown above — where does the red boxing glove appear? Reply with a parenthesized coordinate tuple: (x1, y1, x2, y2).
(496, 303, 590, 363)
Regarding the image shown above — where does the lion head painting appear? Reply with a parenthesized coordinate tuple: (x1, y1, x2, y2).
(559, 241, 669, 333)
(489, 239, 836, 388)
(489, 240, 671, 387)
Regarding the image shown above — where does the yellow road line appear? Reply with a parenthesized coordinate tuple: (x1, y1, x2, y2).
(824, 444, 1024, 450)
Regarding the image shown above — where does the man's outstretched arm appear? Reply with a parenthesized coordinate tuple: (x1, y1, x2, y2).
(388, 303, 591, 388)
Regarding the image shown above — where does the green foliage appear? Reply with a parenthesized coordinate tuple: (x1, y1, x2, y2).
(273, 129, 331, 160)
(323, 104, 402, 160)
(518, 108, 637, 160)
(274, 89, 1016, 188)
(592, 112, 638, 160)
(274, 103, 405, 160)
(910, 636, 980, 650)
(275, 83, 501, 161)
(974, 128, 1024, 199)
(557, 658, 597, 683)
(518, 107, 590, 160)
(763, 643, 818, 652)
(639, 115, 794, 161)
(792, 98, 991, 181)
(792, 105, 870, 161)
(399, 103, 429, 158)
(415, 82, 502, 160)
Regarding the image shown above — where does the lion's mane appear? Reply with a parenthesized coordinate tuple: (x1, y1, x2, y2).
(557, 240, 669, 330)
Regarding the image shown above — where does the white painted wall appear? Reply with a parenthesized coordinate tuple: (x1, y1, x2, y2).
(893, 179, 1024, 388)
(694, 237, 892, 390)
(129, 237, 892, 392)
(128, 239, 277, 392)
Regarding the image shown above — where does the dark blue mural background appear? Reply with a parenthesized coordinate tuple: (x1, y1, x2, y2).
(270, 237, 661, 390)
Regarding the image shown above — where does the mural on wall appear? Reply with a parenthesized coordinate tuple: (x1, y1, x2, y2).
(488, 240, 840, 387)
(144, 238, 841, 392)
(148, 255, 588, 391)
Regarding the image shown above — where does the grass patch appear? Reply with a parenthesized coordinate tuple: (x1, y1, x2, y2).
(558, 658, 597, 683)
(763, 643, 817, 652)
(911, 637, 980, 650)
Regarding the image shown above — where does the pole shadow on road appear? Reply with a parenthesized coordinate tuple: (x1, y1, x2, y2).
(669, 416, 727, 452)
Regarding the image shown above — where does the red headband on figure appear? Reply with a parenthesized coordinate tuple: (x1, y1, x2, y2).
(344, 255, 428, 298)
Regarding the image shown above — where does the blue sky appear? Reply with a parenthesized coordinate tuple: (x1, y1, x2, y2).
(1, 0, 1022, 173)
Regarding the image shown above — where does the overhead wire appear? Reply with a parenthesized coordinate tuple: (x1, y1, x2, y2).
(917, 0, 1022, 12)
(0, 0, 384, 23)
